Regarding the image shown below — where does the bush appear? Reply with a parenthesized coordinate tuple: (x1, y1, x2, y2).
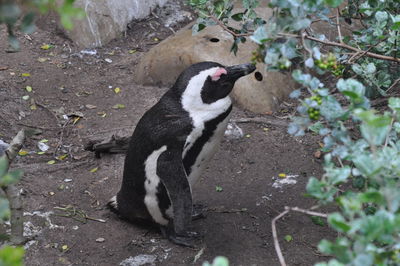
(189, 0, 400, 264)
(0, 0, 83, 50)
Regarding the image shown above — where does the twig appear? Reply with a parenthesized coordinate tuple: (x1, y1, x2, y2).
(284, 206, 328, 218)
(387, 77, 400, 93)
(348, 37, 388, 64)
(310, 16, 336, 24)
(16, 123, 65, 131)
(272, 206, 328, 266)
(281, 33, 400, 63)
(231, 117, 289, 127)
(12, 160, 91, 175)
(54, 119, 71, 156)
(336, 8, 343, 44)
(2, 130, 26, 245)
(272, 209, 289, 266)
(54, 205, 106, 224)
(36, 102, 60, 126)
(301, 31, 313, 56)
(210, 15, 252, 38)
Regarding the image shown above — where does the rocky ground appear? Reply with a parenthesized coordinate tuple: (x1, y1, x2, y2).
(0, 1, 335, 265)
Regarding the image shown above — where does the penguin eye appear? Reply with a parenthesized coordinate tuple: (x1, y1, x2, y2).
(210, 68, 227, 81)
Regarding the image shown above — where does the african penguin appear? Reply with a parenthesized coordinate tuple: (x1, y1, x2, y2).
(108, 61, 256, 246)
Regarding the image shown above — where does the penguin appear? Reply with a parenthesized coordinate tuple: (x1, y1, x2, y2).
(108, 61, 256, 246)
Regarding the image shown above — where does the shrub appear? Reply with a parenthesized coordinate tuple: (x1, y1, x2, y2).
(189, 0, 400, 264)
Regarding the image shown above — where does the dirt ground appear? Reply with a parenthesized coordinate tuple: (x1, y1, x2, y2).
(0, 2, 336, 266)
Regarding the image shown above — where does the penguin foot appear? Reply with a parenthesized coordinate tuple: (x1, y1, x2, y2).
(192, 204, 206, 221)
(160, 227, 200, 247)
(168, 234, 196, 247)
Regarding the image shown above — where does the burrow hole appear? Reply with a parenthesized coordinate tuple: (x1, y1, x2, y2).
(254, 71, 263, 81)
(209, 38, 220, 43)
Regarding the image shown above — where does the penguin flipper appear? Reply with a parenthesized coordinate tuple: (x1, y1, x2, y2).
(157, 148, 193, 237)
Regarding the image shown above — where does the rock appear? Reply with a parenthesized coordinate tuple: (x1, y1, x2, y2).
(95, 237, 105, 243)
(63, 0, 169, 48)
(133, 7, 296, 114)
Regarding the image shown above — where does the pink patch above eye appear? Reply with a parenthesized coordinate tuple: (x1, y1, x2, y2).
(211, 68, 227, 81)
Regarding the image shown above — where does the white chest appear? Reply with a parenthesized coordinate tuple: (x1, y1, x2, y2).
(184, 111, 231, 187)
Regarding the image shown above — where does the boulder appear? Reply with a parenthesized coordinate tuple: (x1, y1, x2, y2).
(134, 7, 295, 113)
(64, 0, 168, 48)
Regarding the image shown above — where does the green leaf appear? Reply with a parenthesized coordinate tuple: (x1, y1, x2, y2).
(328, 213, 350, 233)
(311, 216, 325, 226)
(242, 0, 259, 9)
(250, 25, 268, 44)
(320, 96, 345, 121)
(0, 246, 24, 266)
(215, 186, 223, 192)
(318, 239, 333, 254)
(337, 79, 365, 103)
(0, 157, 9, 178)
(352, 176, 365, 189)
(0, 169, 23, 186)
(308, 121, 324, 134)
(352, 153, 381, 177)
(324, 0, 344, 8)
(375, 11, 388, 22)
(358, 191, 384, 204)
(388, 97, 400, 112)
(353, 253, 373, 266)
(292, 18, 311, 31)
(0, 197, 10, 220)
(284, 235, 293, 242)
(354, 109, 391, 146)
(231, 13, 244, 21)
(326, 166, 351, 185)
(209, 256, 229, 266)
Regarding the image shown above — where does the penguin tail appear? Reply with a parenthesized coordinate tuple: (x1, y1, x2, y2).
(107, 195, 119, 214)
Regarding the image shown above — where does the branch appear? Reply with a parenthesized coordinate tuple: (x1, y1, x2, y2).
(209, 15, 253, 38)
(280, 33, 400, 63)
(2, 129, 26, 245)
(336, 8, 343, 44)
(272, 206, 328, 266)
(387, 77, 400, 93)
(209, 14, 400, 64)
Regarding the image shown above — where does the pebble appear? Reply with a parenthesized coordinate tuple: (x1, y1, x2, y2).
(96, 237, 105, 243)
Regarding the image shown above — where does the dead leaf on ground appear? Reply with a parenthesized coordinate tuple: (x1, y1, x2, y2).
(85, 104, 97, 109)
(112, 104, 125, 109)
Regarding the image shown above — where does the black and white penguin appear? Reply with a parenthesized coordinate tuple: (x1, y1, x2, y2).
(108, 61, 255, 246)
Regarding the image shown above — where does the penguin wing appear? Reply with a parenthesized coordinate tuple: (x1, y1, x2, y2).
(157, 147, 192, 235)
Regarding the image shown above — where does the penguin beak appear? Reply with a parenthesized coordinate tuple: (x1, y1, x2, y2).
(226, 63, 256, 81)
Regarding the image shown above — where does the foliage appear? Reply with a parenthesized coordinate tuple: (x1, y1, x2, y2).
(189, 0, 400, 265)
(0, 246, 24, 266)
(0, 157, 24, 266)
(0, 0, 84, 50)
(203, 256, 229, 266)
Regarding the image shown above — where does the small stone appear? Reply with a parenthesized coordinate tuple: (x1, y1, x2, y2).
(104, 58, 112, 63)
(96, 237, 105, 243)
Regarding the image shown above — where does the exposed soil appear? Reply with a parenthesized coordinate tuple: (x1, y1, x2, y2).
(1, 2, 336, 265)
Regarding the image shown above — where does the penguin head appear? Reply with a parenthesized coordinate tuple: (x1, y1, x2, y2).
(174, 62, 256, 105)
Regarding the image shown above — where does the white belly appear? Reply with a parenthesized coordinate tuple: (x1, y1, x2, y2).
(186, 112, 231, 187)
